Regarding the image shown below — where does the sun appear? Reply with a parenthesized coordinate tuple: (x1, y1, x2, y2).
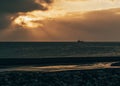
(13, 9, 66, 29)
(14, 15, 43, 28)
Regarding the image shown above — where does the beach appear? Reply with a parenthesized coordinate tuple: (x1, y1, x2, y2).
(0, 57, 120, 86)
(0, 68, 120, 86)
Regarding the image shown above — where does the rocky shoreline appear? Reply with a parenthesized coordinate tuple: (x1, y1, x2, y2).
(0, 68, 120, 86)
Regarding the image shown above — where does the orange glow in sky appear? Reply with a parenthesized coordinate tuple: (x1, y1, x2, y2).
(14, 9, 66, 28)
(1, 0, 120, 41)
(13, 0, 120, 29)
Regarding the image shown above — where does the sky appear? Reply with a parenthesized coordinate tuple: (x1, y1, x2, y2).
(0, 0, 120, 41)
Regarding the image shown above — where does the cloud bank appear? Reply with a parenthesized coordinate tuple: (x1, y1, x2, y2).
(0, 0, 53, 13)
(0, 0, 120, 41)
(0, 0, 54, 30)
(42, 8, 120, 41)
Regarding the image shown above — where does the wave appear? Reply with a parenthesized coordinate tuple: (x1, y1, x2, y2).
(0, 62, 119, 72)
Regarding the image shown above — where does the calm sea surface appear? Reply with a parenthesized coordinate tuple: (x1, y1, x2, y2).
(0, 42, 120, 72)
(0, 42, 120, 58)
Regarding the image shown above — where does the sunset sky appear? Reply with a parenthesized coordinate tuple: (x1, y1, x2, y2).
(0, 0, 120, 41)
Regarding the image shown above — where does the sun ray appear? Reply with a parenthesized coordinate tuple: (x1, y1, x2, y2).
(13, 0, 120, 29)
(13, 9, 66, 29)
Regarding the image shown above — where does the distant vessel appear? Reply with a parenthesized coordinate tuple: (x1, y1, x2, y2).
(77, 40, 84, 43)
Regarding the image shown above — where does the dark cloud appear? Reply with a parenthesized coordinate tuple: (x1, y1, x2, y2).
(0, 0, 53, 13)
(0, 0, 54, 30)
(41, 0, 53, 3)
(0, 14, 12, 30)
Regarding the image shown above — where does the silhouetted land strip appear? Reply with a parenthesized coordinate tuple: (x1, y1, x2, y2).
(0, 57, 120, 66)
(111, 62, 120, 66)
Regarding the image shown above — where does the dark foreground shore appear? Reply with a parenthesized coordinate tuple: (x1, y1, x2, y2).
(0, 68, 120, 86)
(111, 62, 120, 66)
(0, 57, 120, 66)
(0, 57, 120, 86)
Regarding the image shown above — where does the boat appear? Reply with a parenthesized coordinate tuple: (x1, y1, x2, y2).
(77, 40, 84, 43)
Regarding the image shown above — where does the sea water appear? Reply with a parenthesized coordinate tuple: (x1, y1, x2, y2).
(0, 42, 120, 72)
(0, 42, 120, 58)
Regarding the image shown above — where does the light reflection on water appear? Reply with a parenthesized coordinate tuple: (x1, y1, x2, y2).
(0, 62, 120, 72)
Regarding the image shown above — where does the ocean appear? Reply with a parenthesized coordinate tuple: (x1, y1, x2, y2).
(0, 42, 120, 72)
(0, 42, 120, 58)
